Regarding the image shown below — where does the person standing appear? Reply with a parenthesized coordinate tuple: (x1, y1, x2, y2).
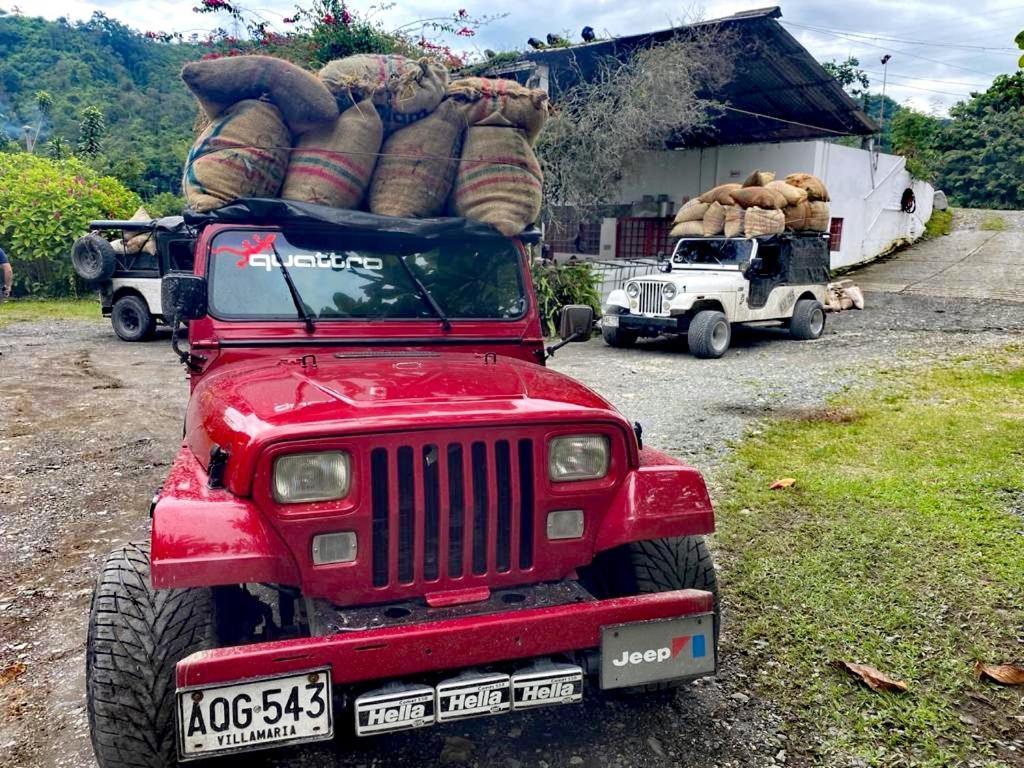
(0, 246, 11, 299)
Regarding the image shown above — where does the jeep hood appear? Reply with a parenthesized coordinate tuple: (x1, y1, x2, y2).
(185, 353, 626, 496)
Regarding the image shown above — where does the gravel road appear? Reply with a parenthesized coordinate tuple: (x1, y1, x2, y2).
(1, 289, 1021, 768)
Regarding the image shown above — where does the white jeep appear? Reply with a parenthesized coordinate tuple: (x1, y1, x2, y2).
(601, 233, 830, 358)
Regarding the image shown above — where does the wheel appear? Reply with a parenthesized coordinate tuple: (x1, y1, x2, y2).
(579, 536, 720, 694)
(87, 542, 215, 768)
(602, 324, 638, 348)
(112, 295, 155, 342)
(72, 234, 117, 283)
(789, 299, 826, 340)
(687, 310, 731, 358)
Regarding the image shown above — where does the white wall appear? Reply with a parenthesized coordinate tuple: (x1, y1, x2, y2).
(608, 140, 934, 269)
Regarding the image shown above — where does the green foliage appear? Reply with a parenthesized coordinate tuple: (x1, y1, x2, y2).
(77, 105, 105, 157)
(531, 259, 600, 336)
(822, 56, 870, 97)
(890, 108, 942, 181)
(0, 13, 199, 194)
(979, 213, 1006, 231)
(0, 153, 140, 296)
(143, 191, 185, 218)
(0, 297, 99, 327)
(923, 208, 952, 238)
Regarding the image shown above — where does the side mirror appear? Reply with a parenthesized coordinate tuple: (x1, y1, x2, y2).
(162, 274, 207, 321)
(558, 304, 594, 342)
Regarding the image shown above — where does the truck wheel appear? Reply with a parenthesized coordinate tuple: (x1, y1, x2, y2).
(602, 325, 638, 348)
(687, 310, 731, 358)
(72, 234, 117, 283)
(789, 299, 826, 340)
(112, 295, 155, 342)
(581, 536, 720, 693)
(87, 542, 215, 768)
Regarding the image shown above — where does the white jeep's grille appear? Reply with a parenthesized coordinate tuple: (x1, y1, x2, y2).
(636, 281, 666, 316)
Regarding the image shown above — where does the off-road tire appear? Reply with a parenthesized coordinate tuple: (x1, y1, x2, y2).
(602, 324, 638, 348)
(87, 542, 215, 768)
(72, 234, 117, 283)
(687, 310, 731, 358)
(789, 298, 826, 340)
(112, 295, 155, 342)
(581, 536, 719, 694)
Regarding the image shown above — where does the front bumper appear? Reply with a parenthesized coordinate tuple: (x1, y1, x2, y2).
(176, 586, 714, 689)
(607, 313, 682, 337)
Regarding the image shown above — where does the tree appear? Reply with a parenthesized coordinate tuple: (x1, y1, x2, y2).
(77, 105, 105, 158)
(822, 56, 870, 98)
(889, 108, 942, 180)
(46, 135, 68, 160)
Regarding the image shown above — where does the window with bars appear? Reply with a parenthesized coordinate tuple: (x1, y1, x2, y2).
(828, 218, 844, 252)
(615, 217, 675, 260)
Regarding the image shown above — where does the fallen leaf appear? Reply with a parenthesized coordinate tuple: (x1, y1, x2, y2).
(769, 478, 797, 490)
(975, 661, 1024, 686)
(835, 661, 909, 693)
(0, 663, 26, 687)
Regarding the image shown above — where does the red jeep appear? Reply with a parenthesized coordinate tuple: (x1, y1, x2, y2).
(85, 200, 719, 766)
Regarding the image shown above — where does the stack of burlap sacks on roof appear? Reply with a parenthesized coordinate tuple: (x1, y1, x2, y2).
(671, 169, 830, 239)
(180, 54, 551, 236)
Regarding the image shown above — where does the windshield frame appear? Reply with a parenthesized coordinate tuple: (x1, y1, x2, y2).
(670, 237, 757, 271)
(204, 226, 531, 325)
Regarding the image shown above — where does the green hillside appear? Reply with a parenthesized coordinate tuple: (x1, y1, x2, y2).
(0, 11, 200, 196)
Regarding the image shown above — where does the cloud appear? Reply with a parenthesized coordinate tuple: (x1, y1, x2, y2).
(23, 0, 1021, 113)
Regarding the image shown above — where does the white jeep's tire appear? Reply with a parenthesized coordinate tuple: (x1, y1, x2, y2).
(790, 299, 826, 340)
(687, 310, 731, 358)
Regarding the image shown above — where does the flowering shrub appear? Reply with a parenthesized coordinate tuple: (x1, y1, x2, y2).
(0, 153, 140, 295)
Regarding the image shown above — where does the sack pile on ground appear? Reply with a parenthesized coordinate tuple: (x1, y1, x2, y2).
(181, 53, 550, 236)
(673, 169, 830, 239)
(826, 279, 865, 312)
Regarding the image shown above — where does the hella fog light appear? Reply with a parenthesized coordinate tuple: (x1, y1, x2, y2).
(274, 451, 350, 503)
(625, 282, 640, 298)
(312, 532, 357, 565)
(548, 435, 610, 481)
(547, 509, 585, 540)
(662, 283, 677, 300)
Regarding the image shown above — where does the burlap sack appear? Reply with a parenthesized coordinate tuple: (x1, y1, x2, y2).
(446, 78, 550, 143)
(124, 206, 153, 255)
(744, 207, 785, 238)
(369, 100, 466, 218)
(181, 55, 337, 135)
(742, 169, 776, 187)
(702, 201, 726, 236)
(783, 201, 813, 229)
(724, 205, 745, 238)
(699, 183, 741, 205)
(183, 100, 290, 213)
(731, 186, 784, 209)
(808, 201, 830, 231)
(452, 113, 542, 237)
(319, 55, 447, 132)
(767, 180, 808, 206)
(674, 199, 709, 224)
(785, 173, 830, 202)
(670, 220, 704, 238)
(280, 101, 383, 209)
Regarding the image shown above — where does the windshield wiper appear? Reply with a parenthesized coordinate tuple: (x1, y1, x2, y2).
(270, 244, 315, 334)
(397, 254, 451, 331)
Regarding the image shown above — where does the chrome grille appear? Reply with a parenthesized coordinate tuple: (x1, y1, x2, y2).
(636, 280, 666, 316)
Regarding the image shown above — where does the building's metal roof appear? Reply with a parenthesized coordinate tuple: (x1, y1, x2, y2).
(483, 6, 877, 146)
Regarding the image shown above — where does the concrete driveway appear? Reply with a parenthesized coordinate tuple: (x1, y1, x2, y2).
(851, 209, 1024, 302)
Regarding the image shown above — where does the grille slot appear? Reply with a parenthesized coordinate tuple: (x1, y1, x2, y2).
(370, 437, 536, 589)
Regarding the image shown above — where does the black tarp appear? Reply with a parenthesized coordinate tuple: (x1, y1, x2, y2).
(759, 233, 831, 285)
(184, 198, 543, 244)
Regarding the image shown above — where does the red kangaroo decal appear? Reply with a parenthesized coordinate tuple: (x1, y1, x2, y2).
(211, 233, 279, 267)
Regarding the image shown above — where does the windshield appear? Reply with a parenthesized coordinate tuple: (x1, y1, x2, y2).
(208, 229, 527, 321)
(672, 238, 753, 267)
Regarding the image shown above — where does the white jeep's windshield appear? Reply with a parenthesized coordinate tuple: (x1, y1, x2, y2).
(208, 229, 527, 321)
(672, 238, 753, 267)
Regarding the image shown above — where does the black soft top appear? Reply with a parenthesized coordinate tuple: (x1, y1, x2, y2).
(88, 215, 188, 233)
(183, 198, 543, 245)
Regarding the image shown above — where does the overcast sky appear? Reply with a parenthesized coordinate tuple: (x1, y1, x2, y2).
(24, 0, 1024, 113)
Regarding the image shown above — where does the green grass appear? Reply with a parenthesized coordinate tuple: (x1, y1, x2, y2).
(717, 352, 1024, 767)
(924, 208, 953, 238)
(0, 297, 100, 328)
(979, 214, 1007, 232)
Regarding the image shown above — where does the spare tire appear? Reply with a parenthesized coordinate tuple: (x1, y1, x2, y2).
(71, 234, 116, 283)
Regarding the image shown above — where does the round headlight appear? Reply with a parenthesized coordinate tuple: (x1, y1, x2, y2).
(662, 283, 677, 300)
(625, 282, 640, 298)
